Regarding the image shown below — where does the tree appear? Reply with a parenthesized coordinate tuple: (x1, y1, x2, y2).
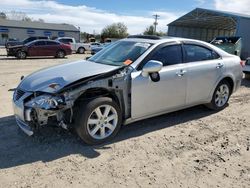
(37, 18, 45, 23)
(0, 12, 7, 19)
(7, 11, 33, 22)
(143, 25, 154, 35)
(143, 25, 166, 36)
(101, 22, 128, 39)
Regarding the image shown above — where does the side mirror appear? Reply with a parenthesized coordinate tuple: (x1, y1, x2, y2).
(142, 60, 163, 77)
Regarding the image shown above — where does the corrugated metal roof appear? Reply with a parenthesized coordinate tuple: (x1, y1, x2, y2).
(168, 8, 250, 29)
(167, 8, 250, 30)
(197, 8, 250, 19)
(0, 19, 79, 32)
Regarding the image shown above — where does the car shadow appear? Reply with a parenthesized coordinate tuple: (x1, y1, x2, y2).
(0, 105, 216, 169)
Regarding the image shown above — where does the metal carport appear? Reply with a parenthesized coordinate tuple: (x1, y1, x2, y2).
(168, 8, 250, 59)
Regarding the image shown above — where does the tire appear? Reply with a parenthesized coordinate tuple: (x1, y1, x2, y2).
(56, 50, 65, 58)
(74, 97, 122, 145)
(16, 50, 27, 59)
(206, 80, 232, 110)
(77, 47, 85, 54)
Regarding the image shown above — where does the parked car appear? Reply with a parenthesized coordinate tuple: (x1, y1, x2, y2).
(7, 39, 72, 59)
(210, 36, 242, 57)
(243, 58, 250, 75)
(5, 36, 49, 48)
(55, 37, 91, 54)
(13, 35, 242, 144)
(91, 43, 112, 55)
(90, 42, 101, 49)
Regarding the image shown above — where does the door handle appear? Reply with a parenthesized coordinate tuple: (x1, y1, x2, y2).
(216, 63, 224, 69)
(176, 70, 187, 77)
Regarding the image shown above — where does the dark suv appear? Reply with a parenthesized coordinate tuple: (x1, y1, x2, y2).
(5, 36, 49, 48)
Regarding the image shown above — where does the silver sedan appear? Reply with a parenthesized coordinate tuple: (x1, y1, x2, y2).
(13, 35, 243, 144)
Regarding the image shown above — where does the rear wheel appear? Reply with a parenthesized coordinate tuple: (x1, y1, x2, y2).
(75, 97, 122, 145)
(206, 80, 231, 110)
(56, 50, 65, 58)
(16, 50, 27, 59)
(78, 47, 85, 54)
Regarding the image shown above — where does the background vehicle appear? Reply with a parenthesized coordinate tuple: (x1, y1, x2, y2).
(7, 39, 72, 59)
(5, 36, 49, 48)
(210, 36, 242, 57)
(90, 42, 101, 49)
(56, 37, 91, 54)
(243, 58, 250, 76)
(91, 43, 112, 55)
(13, 36, 242, 144)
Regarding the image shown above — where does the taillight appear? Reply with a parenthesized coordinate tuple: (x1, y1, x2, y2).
(240, 60, 245, 67)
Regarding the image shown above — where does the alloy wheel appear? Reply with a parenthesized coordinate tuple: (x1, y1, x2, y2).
(215, 84, 230, 107)
(87, 105, 118, 140)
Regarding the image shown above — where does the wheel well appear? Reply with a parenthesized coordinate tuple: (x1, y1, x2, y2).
(75, 88, 121, 108)
(222, 77, 234, 93)
(78, 47, 85, 51)
(58, 49, 65, 53)
(16, 50, 27, 57)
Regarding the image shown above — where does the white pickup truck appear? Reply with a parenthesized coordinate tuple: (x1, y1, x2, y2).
(56, 37, 91, 54)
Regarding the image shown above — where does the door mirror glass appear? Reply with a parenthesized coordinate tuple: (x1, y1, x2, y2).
(142, 60, 163, 75)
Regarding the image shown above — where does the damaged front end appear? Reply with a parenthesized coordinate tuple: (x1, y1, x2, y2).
(13, 66, 132, 136)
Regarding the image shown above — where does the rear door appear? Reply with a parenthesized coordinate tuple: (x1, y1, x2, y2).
(44, 41, 60, 56)
(131, 43, 187, 119)
(183, 43, 224, 105)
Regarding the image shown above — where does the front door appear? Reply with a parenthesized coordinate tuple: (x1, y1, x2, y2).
(131, 44, 187, 119)
(28, 41, 46, 56)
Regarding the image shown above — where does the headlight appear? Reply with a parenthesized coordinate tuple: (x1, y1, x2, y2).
(25, 95, 65, 110)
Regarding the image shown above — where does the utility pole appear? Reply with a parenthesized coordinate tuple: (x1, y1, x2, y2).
(153, 14, 160, 34)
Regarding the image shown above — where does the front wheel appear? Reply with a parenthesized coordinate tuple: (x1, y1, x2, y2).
(16, 50, 27, 59)
(75, 97, 122, 145)
(206, 80, 231, 110)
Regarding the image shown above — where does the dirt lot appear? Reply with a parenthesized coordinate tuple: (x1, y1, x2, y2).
(0, 48, 250, 188)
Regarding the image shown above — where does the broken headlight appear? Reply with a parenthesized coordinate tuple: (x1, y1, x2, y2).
(25, 95, 66, 110)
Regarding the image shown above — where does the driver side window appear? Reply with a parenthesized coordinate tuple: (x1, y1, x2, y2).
(149, 45, 183, 66)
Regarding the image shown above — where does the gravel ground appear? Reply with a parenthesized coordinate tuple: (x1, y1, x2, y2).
(0, 49, 250, 188)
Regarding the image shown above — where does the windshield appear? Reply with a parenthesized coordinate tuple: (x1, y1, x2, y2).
(88, 40, 152, 66)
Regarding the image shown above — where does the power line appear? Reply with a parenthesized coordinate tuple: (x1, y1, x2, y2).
(153, 14, 160, 34)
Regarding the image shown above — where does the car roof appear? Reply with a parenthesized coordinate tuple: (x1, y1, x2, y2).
(123, 35, 230, 55)
(26, 39, 59, 44)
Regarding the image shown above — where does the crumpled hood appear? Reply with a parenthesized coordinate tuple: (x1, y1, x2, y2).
(18, 60, 118, 93)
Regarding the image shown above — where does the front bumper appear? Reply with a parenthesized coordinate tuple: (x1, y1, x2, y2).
(16, 117, 34, 136)
(13, 91, 34, 136)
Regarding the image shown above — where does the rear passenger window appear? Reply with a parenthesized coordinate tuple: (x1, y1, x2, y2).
(150, 45, 182, 66)
(184, 44, 220, 62)
(34, 41, 46, 46)
(46, 41, 59, 45)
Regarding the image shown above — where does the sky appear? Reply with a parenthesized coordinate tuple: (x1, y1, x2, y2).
(0, 0, 250, 34)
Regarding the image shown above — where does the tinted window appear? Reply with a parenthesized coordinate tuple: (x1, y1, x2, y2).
(46, 41, 59, 45)
(150, 45, 182, 66)
(23, 37, 36, 43)
(34, 41, 46, 46)
(184, 44, 219, 62)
